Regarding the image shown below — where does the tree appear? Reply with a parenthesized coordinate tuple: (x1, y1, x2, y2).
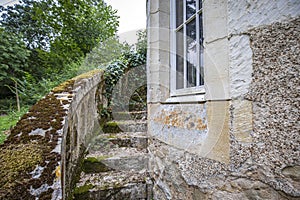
(0, 1, 56, 50)
(0, 0, 119, 78)
(55, 0, 119, 55)
(83, 36, 131, 70)
(136, 30, 147, 56)
(0, 30, 30, 111)
(0, 0, 119, 109)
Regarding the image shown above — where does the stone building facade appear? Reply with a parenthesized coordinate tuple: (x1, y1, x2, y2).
(146, 0, 300, 199)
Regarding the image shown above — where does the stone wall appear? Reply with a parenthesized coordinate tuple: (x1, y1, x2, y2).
(147, 0, 300, 199)
(0, 70, 105, 199)
(247, 17, 300, 196)
(61, 70, 105, 199)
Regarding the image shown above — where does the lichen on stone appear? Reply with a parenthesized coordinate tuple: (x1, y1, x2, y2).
(74, 184, 94, 195)
(0, 142, 45, 197)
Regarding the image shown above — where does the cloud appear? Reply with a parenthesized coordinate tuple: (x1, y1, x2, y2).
(105, 0, 146, 34)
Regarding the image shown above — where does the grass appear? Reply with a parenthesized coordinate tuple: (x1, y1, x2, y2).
(0, 107, 28, 144)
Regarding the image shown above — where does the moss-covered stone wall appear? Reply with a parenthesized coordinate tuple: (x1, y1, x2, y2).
(0, 69, 105, 200)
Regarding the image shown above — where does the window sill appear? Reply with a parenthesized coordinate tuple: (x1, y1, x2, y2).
(170, 86, 205, 97)
(165, 94, 206, 103)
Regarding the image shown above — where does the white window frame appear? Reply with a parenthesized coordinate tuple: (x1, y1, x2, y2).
(170, 0, 205, 97)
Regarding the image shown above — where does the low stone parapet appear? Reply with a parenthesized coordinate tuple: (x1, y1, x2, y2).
(0, 69, 105, 200)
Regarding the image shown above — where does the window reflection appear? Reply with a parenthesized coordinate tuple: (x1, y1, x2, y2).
(186, 0, 196, 20)
(199, 14, 204, 85)
(174, 0, 204, 89)
(176, 28, 184, 89)
(176, 0, 183, 27)
(187, 19, 197, 87)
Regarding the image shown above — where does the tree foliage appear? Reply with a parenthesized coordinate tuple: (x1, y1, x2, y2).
(0, 0, 119, 109)
(0, 0, 55, 50)
(0, 30, 30, 82)
(0, 0, 119, 53)
(83, 36, 131, 69)
(103, 30, 147, 114)
(0, 0, 119, 76)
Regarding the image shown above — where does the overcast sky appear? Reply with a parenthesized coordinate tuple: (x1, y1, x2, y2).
(105, 0, 146, 34)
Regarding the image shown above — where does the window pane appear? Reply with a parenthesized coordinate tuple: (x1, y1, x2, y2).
(176, 28, 184, 89)
(199, 13, 203, 45)
(186, 19, 197, 87)
(199, 13, 204, 85)
(186, 0, 196, 20)
(176, 0, 183, 27)
(199, 44, 204, 85)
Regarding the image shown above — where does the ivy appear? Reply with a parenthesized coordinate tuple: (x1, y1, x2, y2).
(103, 30, 147, 116)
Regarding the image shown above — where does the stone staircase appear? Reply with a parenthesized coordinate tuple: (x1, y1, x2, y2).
(74, 110, 152, 199)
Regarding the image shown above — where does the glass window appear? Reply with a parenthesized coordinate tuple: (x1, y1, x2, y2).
(176, 0, 183, 27)
(172, 0, 204, 95)
(187, 19, 197, 87)
(186, 0, 196, 19)
(176, 28, 184, 89)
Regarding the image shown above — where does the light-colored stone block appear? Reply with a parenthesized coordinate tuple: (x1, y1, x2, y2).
(229, 35, 253, 99)
(201, 101, 230, 164)
(148, 101, 230, 164)
(149, 11, 170, 29)
(203, 0, 228, 43)
(148, 46, 170, 68)
(148, 28, 170, 46)
(232, 100, 253, 143)
(228, 0, 300, 35)
(148, 103, 207, 151)
(204, 38, 230, 100)
(147, 69, 170, 103)
(149, 0, 170, 14)
(148, 0, 170, 47)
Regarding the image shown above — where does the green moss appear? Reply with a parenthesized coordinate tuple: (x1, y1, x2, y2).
(68, 144, 87, 200)
(74, 184, 94, 195)
(74, 69, 102, 80)
(52, 79, 75, 93)
(0, 69, 104, 199)
(0, 143, 44, 189)
(84, 156, 110, 163)
(107, 134, 117, 139)
(52, 69, 102, 94)
(84, 156, 98, 163)
(0, 90, 65, 198)
(106, 121, 118, 126)
(82, 156, 112, 173)
(8, 93, 65, 141)
(103, 121, 122, 133)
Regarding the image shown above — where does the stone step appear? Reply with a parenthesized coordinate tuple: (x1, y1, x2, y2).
(83, 147, 148, 173)
(112, 111, 147, 121)
(103, 120, 147, 133)
(89, 132, 148, 151)
(129, 102, 147, 112)
(74, 171, 153, 200)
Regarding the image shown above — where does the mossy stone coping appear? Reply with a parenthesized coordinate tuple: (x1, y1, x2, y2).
(0, 69, 103, 199)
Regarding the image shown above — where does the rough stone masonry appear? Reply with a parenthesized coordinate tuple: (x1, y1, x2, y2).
(146, 0, 300, 199)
